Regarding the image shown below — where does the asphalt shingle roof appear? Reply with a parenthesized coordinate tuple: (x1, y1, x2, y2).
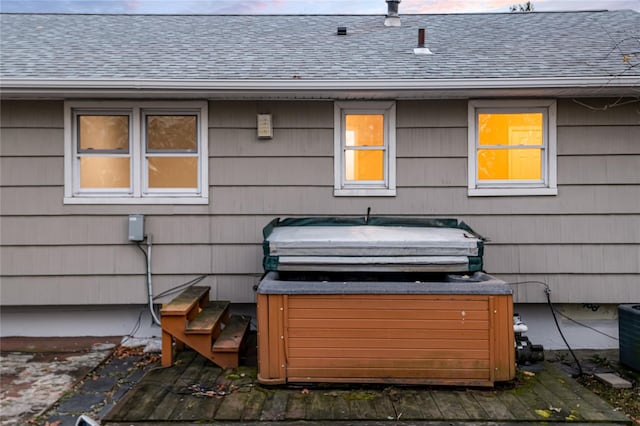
(1, 11, 639, 81)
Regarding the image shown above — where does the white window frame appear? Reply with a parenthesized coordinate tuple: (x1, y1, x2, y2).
(64, 101, 208, 204)
(467, 99, 557, 197)
(334, 101, 396, 197)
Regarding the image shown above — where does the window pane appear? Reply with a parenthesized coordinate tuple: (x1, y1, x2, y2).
(478, 113, 543, 146)
(79, 115, 129, 151)
(147, 115, 197, 151)
(345, 150, 384, 181)
(478, 148, 542, 180)
(80, 157, 130, 188)
(148, 157, 198, 188)
(345, 114, 384, 147)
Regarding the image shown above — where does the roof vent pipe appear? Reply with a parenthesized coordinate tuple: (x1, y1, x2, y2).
(414, 28, 433, 55)
(385, 0, 401, 27)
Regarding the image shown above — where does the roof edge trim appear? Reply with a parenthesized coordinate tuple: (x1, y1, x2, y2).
(1, 76, 639, 92)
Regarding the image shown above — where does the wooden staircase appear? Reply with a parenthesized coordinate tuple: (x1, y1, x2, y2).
(160, 286, 250, 368)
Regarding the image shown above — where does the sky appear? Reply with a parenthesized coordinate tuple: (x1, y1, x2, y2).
(1, 0, 639, 14)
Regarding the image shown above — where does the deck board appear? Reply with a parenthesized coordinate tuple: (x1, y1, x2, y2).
(431, 391, 472, 420)
(160, 286, 209, 315)
(213, 315, 250, 352)
(390, 390, 426, 420)
(185, 301, 229, 334)
(457, 391, 490, 419)
(102, 359, 632, 425)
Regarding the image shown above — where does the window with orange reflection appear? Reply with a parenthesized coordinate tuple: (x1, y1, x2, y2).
(77, 114, 131, 190)
(477, 113, 543, 181)
(145, 115, 199, 189)
(344, 114, 385, 181)
(68, 102, 207, 203)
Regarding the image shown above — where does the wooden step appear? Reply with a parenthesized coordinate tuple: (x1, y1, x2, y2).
(213, 315, 250, 353)
(185, 301, 229, 335)
(161, 286, 210, 316)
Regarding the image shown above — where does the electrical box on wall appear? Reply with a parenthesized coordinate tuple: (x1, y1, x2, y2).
(128, 214, 145, 241)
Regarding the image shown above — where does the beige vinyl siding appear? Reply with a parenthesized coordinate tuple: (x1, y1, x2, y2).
(0, 275, 255, 306)
(1, 98, 638, 306)
(4, 185, 639, 216)
(2, 214, 639, 246)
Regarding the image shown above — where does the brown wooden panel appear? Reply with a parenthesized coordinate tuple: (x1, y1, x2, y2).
(267, 295, 285, 380)
(288, 347, 489, 360)
(0, 128, 64, 156)
(287, 308, 488, 321)
(493, 295, 516, 381)
(488, 296, 496, 383)
(288, 338, 488, 350)
(287, 367, 490, 380)
(287, 357, 490, 369)
(288, 318, 489, 330)
(288, 295, 489, 310)
(286, 327, 486, 340)
(256, 293, 270, 380)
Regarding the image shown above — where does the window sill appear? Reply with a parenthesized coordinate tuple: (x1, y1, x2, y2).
(334, 188, 396, 197)
(64, 196, 209, 205)
(468, 187, 558, 197)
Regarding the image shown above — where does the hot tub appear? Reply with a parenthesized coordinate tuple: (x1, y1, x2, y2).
(256, 218, 515, 387)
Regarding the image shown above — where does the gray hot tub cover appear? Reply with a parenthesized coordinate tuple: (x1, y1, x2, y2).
(262, 217, 485, 273)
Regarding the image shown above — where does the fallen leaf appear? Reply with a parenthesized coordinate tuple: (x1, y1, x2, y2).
(535, 409, 551, 418)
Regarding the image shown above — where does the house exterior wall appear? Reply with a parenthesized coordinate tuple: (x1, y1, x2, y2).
(1, 99, 639, 306)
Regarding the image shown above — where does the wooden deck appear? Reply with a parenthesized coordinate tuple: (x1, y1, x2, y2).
(103, 348, 631, 425)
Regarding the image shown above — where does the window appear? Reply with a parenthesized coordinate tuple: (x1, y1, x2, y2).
(64, 101, 208, 204)
(468, 99, 557, 196)
(334, 101, 396, 196)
